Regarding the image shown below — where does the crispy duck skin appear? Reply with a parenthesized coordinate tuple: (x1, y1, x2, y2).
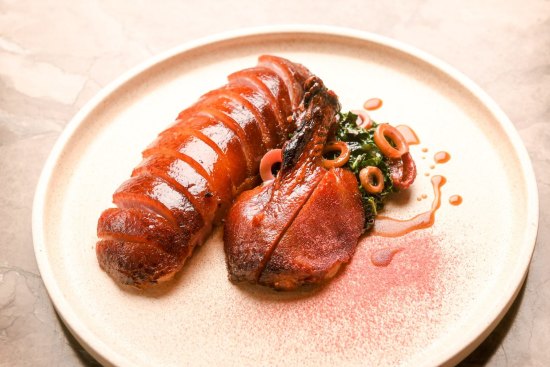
(96, 56, 312, 287)
(223, 77, 365, 290)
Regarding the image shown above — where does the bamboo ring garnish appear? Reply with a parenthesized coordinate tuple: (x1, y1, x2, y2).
(322, 141, 350, 168)
(359, 166, 385, 194)
(373, 123, 409, 159)
(259, 149, 283, 182)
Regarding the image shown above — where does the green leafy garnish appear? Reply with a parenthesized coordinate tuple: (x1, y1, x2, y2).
(335, 112, 397, 230)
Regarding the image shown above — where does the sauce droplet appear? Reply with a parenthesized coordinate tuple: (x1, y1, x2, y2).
(396, 125, 420, 145)
(434, 151, 451, 164)
(371, 247, 403, 267)
(371, 175, 446, 237)
(449, 195, 462, 206)
(363, 98, 383, 110)
(421, 147, 428, 153)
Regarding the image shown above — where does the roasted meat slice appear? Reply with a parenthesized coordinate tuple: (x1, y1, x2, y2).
(258, 168, 364, 289)
(96, 56, 313, 287)
(224, 77, 365, 290)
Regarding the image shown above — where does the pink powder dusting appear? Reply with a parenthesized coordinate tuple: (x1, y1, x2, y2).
(243, 231, 448, 364)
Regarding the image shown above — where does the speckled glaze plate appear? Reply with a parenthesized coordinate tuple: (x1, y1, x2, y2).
(32, 26, 538, 367)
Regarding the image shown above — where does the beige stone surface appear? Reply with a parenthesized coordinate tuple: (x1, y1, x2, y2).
(0, 0, 548, 366)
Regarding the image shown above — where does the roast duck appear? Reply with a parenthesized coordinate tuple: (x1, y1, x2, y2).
(224, 77, 365, 290)
(96, 54, 415, 290)
(96, 56, 314, 287)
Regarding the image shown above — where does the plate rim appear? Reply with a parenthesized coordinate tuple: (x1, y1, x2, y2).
(32, 24, 539, 367)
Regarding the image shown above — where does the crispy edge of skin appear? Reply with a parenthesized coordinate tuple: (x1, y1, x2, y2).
(96, 239, 180, 286)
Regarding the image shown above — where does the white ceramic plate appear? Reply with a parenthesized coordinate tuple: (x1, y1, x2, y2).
(33, 26, 538, 367)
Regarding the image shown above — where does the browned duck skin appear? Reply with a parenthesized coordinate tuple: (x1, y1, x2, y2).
(224, 77, 365, 290)
(96, 56, 313, 288)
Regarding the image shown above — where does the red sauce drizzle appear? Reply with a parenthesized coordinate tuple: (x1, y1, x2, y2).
(434, 151, 451, 164)
(371, 175, 446, 237)
(363, 98, 383, 111)
(396, 125, 420, 145)
(371, 247, 403, 267)
(449, 195, 462, 206)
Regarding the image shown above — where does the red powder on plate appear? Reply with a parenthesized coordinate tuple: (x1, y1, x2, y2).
(243, 231, 446, 361)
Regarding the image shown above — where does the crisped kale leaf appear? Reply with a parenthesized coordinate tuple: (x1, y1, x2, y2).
(335, 112, 397, 230)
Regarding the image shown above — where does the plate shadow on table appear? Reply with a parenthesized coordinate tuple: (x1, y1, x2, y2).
(457, 277, 527, 366)
(56, 312, 102, 367)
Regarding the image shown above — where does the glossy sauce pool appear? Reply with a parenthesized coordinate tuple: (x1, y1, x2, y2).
(363, 98, 383, 110)
(434, 151, 451, 164)
(449, 195, 463, 206)
(371, 175, 447, 237)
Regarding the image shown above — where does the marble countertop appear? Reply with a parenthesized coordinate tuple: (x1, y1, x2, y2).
(1, 0, 548, 366)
